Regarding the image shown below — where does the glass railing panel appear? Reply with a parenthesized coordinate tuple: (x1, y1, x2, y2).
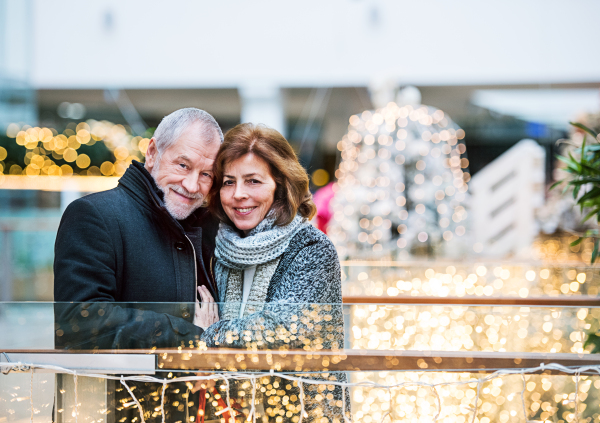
(0, 302, 54, 349)
(347, 304, 597, 354)
(1, 302, 599, 355)
(2, 302, 600, 422)
(342, 261, 600, 299)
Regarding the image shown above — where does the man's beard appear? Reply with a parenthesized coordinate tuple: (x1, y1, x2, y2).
(151, 164, 204, 220)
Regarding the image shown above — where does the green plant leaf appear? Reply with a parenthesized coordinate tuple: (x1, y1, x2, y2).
(556, 154, 578, 167)
(569, 151, 585, 173)
(577, 187, 600, 203)
(581, 209, 598, 223)
(570, 121, 599, 138)
(568, 178, 600, 185)
(592, 239, 600, 264)
(580, 162, 600, 176)
(570, 237, 584, 247)
(584, 332, 600, 354)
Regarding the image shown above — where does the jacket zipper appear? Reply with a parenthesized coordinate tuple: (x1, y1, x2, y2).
(185, 234, 198, 309)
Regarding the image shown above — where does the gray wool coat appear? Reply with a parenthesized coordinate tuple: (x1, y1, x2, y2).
(201, 225, 350, 422)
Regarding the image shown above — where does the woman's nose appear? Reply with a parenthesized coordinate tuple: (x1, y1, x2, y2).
(233, 184, 248, 200)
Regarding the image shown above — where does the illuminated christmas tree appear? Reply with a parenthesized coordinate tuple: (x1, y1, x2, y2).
(328, 100, 470, 260)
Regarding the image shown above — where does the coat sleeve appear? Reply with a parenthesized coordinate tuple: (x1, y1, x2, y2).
(200, 237, 344, 350)
(54, 197, 118, 303)
(53, 197, 203, 350)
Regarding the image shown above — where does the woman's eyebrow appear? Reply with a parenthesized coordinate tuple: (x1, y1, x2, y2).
(223, 173, 260, 178)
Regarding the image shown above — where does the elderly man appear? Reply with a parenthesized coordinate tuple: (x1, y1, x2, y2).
(54, 108, 221, 350)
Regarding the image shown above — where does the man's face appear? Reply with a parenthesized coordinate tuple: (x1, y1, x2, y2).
(145, 123, 220, 220)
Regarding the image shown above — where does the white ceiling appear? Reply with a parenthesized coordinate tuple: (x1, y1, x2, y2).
(21, 0, 600, 89)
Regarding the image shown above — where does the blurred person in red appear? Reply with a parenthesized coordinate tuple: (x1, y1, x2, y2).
(313, 181, 335, 233)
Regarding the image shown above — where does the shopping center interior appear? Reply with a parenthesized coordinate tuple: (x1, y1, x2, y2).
(1, 1, 600, 422)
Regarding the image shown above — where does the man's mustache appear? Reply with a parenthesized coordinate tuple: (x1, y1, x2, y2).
(167, 184, 204, 200)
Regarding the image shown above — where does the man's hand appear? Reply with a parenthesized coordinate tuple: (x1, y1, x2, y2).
(194, 285, 219, 329)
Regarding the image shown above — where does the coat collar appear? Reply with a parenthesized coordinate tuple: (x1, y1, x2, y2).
(118, 160, 209, 233)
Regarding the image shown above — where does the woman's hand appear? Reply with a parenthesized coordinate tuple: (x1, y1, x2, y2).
(191, 377, 216, 394)
(194, 286, 219, 329)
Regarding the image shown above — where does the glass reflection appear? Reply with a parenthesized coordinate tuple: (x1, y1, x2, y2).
(1, 301, 600, 422)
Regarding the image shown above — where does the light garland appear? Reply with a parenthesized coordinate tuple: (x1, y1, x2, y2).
(1, 361, 598, 423)
(328, 102, 470, 261)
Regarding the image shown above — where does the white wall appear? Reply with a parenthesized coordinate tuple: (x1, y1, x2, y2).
(30, 0, 600, 89)
(1, 0, 32, 80)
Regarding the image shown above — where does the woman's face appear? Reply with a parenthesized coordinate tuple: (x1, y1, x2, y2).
(220, 153, 277, 235)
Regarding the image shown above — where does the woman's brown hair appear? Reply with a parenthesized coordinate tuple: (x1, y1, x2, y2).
(208, 123, 317, 226)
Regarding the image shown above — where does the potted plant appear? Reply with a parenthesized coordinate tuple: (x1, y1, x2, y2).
(552, 122, 600, 263)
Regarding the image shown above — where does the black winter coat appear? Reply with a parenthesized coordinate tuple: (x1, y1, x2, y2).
(53, 161, 218, 350)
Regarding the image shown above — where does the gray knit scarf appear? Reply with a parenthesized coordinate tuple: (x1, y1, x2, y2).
(214, 214, 309, 303)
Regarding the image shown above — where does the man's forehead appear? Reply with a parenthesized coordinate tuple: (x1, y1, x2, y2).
(176, 153, 215, 164)
(169, 135, 219, 158)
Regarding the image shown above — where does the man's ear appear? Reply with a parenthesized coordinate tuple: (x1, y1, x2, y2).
(145, 138, 158, 172)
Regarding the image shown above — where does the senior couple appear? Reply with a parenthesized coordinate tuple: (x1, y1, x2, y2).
(53, 108, 345, 422)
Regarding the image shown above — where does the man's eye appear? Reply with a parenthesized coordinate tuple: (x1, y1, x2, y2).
(179, 163, 188, 169)
(202, 173, 213, 179)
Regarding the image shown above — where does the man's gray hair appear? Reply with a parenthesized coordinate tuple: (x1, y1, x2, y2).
(153, 108, 223, 154)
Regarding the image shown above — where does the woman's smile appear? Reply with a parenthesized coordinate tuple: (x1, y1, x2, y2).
(234, 206, 257, 215)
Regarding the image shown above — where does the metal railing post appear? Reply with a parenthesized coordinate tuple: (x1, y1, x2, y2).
(0, 228, 13, 302)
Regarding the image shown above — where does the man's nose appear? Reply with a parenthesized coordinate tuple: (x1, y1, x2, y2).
(181, 172, 200, 194)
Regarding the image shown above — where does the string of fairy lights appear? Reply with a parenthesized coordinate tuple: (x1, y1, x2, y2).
(1, 361, 598, 423)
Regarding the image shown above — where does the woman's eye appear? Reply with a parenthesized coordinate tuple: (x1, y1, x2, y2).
(249, 179, 261, 184)
(223, 180, 234, 186)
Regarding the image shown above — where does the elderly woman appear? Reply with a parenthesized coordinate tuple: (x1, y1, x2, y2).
(197, 123, 347, 423)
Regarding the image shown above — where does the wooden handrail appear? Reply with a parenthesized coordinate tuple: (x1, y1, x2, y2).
(3, 349, 600, 374)
(340, 260, 597, 268)
(342, 295, 600, 306)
